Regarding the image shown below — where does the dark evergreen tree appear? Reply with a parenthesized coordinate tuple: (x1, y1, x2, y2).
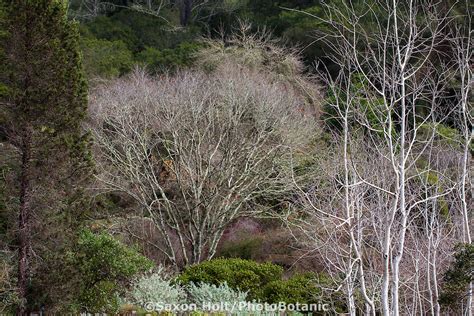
(440, 244, 474, 313)
(0, 0, 92, 313)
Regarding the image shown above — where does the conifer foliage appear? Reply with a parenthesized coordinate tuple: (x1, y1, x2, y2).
(0, 0, 91, 313)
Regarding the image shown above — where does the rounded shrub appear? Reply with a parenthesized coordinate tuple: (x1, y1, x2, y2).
(73, 229, 153, 313)
(262, 273, 321, 304)
(129, 267, 186, 309)
(178, 258, 283, 301)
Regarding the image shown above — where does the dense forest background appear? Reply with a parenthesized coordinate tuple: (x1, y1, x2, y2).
(0, 0, 473, 315)
(71, 0, 339, 78)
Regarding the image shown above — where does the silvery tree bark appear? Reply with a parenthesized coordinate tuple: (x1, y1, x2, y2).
(284, 0, 468, 314)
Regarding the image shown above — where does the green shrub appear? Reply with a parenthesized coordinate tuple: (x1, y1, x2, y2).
(440, 243, 474, 311)
(264, 273, 346, 313)
(85, 16, 136, 50)
(178, 258, 283, 301)
(219, 237, 263, 260)
(81, 37, 134, 78)
(78, 280, 121, 313)
(178, 259, 346, 312)
(417, 123, 464, 147)
(262, 273, 322, 304)
(322, 73, 389, 137)
(135, 42, 202, 72)
(73, 229, 153, 313)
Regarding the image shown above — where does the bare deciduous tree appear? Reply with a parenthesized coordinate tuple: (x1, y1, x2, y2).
(89, 65, 317, 267)
(69, 0, 171, 24)
(451, 8, 473, 314)
(283, 1, 472, 315)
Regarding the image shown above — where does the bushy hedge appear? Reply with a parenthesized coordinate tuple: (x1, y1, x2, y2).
(178, 258, 283, 301)
(73, 229, 153, 313)
(176, 258, 347, 312)
(263, 273, 327, 304)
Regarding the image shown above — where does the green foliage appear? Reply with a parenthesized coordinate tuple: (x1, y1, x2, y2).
(323, 74, 389, 137)
(203, 0, 319, 37)
(417, 123, 465, 148)
(79, 11, 203, 78)
(219, 237, 263, 260)
(439, 243, 474, 310)
(81, 37, 134, 78)
(262, 273, 321, 304)
(78, 280, 121, 313)
(178, 259, 343, 311)
(276, 5, 328, 64)
(262, 272, 345, 312)
(135, 42, 202, 72)
(0, 251, 18, 314)
(1, 0, 89, 131)
(178, 258, 283, 301)
(263, 272, 345, 312)
(112, 11, 200, 50)
(277, 5, 325, 33)
(0, 83, 7, 99)
(0, 0, 94, 312)
(85, 16, 137, 50)
(85, 11, 200, 52)
(73, 229, 153, 313)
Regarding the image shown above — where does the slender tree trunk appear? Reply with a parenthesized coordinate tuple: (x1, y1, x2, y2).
(346, 281, 356, 316)
(382, 225, 392, 315)
(460, 77, 472, 316)
(432, 248, 440, 316)
(392, 76, 407, 316)
(179, 0, 192, 26)
(17, 129, 32, 315)
(458, 21, 472, 315)
(391, 1, 409, 312)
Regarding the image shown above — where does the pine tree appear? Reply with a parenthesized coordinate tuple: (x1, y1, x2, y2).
(0, 0, 92, 313)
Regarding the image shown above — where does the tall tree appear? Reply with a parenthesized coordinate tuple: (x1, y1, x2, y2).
(0, 0, 91, 313)
(284, 0, 471, 315)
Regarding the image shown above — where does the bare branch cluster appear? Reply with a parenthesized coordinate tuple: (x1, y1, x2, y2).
(283, 1, 473, 315)
(89, 65, 318, 267)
